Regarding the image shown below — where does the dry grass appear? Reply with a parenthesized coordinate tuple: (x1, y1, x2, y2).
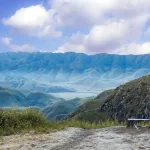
(0, 108, 130, 136)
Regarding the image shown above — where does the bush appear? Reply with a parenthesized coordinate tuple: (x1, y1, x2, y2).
(0, 108, 126, 136)
(0, 108, 48, 135)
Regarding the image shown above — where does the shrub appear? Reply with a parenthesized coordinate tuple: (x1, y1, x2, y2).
(0, 108, 48, 135)
(0, 108, 126, 136)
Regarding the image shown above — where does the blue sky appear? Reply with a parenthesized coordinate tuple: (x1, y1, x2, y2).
(0, 0, 66, 52)
(1, 0, 150, 54)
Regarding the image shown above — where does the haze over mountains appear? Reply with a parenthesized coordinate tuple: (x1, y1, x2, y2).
(0, 86, 63, 108)
(0, 52, 150, 72)
(0, 52, 150, 121)
(0, 52, 150, 98)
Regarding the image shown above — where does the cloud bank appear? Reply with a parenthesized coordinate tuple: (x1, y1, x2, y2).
(2, 0, 150, 54)
(54, 0, 150, 54)
(3, 5, 62, 37)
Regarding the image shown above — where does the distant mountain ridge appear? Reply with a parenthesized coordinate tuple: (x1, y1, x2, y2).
(0, 52, 150, 95)
(0, 52, 150, 72)
(0, 86, 63, 108)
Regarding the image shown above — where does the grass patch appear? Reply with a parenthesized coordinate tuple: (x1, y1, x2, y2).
(48, 119, 124, 130)
(137, 121, 150, 127)
(0, 108, 134, 136)
(0, 108, 48, 135)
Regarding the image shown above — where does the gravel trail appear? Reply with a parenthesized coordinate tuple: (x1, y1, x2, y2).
(0, 127, 149, 150)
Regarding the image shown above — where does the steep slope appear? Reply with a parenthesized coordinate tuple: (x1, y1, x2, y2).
(100, 75, 150, 121)
(0, 86, 28, 107)
(27, 92, 64, 108)
(66, 90, 115, 122)
(42, 98, 86, 120)
(0, 86, 64, 108)
(68, 75, 150, 122)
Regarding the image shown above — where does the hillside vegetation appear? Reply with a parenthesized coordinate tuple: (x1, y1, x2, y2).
(27, 92, 64, 108)
(0, 108, 48, 135)
(0, 86, 90, 121)
(0, 108, 121, 136)
(0, 86, 64, 108)
(0, 86, 29, 107)
(66, 90, 115, 122)
(1, 75, 150, 136)
(43, 98, 87, 121)
(67, 75, 150, 122)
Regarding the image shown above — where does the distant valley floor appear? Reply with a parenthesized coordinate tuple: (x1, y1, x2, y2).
(0, 127, 149, 150)
(50, 91, 97, 100)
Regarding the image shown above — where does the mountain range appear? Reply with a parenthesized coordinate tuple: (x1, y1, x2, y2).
(0, 52, 150, 97)
(0, 52, 150, 72)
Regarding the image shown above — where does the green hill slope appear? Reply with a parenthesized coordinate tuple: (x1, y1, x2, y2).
(100, 75, 150, 121)
(66, 90, 115, 122)
(0, 86, 29, 107)
(0, 86, 64, 108)
(42, 98, 86, 121)
(27, 92, 64, 108)
(67, 75, 150, 122)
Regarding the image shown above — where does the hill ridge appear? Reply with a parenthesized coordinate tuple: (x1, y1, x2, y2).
(67, 75, 150, 122)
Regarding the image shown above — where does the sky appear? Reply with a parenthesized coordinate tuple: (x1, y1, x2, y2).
(1, 0, 150, 55)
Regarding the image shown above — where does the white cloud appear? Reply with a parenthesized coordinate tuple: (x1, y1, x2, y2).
(0, 37, 36, 52)
(53, 0, 150, 55)
(84, 21, 137, 53)
(57, 18, 147, 54)
(114, 43, 150, 55)
(1, 37, 12, 45)
(2, 0, 150, 54)
(3, 5, 62, 37)
(4, 0, 150, 34)
(58, 35, 150, 55)
(51, 0, 150, 27)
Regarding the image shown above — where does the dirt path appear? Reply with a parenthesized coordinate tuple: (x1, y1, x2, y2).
(0, 127, 149, 150)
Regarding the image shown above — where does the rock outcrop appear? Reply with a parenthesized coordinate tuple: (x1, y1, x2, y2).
(100, 75, 150, 121)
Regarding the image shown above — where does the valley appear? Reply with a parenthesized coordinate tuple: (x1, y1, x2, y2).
(0, 52, 150, 121)
(1, 1, 150, 149)
(0, 52, 149, 150)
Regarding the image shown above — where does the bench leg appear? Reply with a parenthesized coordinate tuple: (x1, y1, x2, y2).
(134, 124, 139, 130)
(127, 121, 134, 128)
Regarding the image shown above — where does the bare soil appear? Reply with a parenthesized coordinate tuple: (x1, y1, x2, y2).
(0, 127, 149, 150)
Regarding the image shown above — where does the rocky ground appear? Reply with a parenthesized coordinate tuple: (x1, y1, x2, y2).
(0, 127, 149, 150)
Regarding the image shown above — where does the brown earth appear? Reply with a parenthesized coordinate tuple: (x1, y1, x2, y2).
(0, 127, 149, 150)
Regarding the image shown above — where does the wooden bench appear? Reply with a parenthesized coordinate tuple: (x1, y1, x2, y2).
(127, 118, 150, 129)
